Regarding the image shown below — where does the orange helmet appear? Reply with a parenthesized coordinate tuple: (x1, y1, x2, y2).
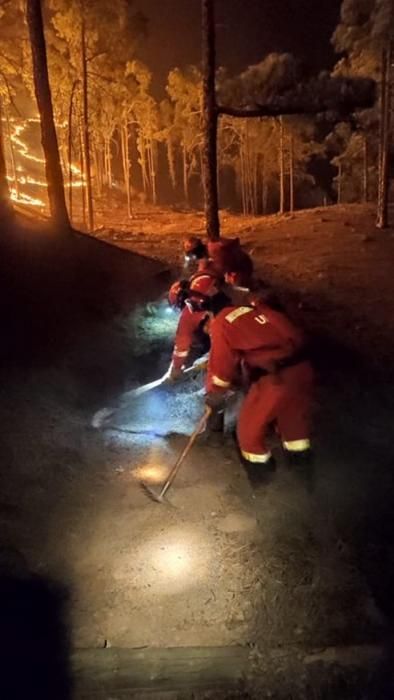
(168, 279, 190, 309)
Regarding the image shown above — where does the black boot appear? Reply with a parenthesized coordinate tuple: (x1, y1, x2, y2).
(198, 408, 224, 446)
(207, 408, 224, 433)
(243, 456, 276, 487)
(285, 449, 314, 491)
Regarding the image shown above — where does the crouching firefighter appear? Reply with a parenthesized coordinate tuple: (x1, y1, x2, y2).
(168, 272, 223, 380)
(204, 294, 315, 486)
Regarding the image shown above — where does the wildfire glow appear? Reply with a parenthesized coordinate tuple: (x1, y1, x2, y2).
(10, 123, 46, 165)
(9, 188, 45, 207)
(4, 117, 85, 208)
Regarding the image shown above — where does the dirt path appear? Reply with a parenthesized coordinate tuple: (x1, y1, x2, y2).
(1, 204, 394, 697)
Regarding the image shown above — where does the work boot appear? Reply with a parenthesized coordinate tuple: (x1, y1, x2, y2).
(243, 456, 276, 488)
(198, 408, 224, 447)
(207, 408, 224, 433)
(285, 449, 315, 492)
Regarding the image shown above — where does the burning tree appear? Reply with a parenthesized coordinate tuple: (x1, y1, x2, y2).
(0, 0, 27, 217)
(0, 98, 10, 219)
(26, 0, 70, 230)
(0, 0, 379, 229)
(49, 0, 146, 228)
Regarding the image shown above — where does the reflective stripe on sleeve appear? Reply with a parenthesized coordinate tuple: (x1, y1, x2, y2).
(225, 306, 253, 324)
(173, 349, 189, 358)
(283, 439, 311, 452)
(241, 450, 272, 463)
(212, 375, 231, 388)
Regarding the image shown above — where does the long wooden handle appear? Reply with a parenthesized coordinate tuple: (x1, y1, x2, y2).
(159, 406, 212, 499)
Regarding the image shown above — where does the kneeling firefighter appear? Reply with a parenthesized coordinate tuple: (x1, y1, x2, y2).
(204, 293, 315, 485)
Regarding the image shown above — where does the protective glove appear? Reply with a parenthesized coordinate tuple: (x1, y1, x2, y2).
(205, 390, 227, 411)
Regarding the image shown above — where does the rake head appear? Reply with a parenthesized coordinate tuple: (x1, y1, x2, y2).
(139, 481, 166, 504)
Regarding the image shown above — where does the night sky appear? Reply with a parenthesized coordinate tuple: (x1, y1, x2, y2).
(135, 0, 343, 97)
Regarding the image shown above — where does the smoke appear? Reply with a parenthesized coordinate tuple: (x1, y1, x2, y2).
(371, 0, 393, 39)
(218, 53, 302, 108)
(333, 0, 392, 54)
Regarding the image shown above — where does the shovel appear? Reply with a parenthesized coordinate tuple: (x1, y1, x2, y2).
(140, 406, 212, 504)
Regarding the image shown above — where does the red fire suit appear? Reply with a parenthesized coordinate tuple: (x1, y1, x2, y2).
(172, 305, 209, 370)
(207, 304, 314, 463)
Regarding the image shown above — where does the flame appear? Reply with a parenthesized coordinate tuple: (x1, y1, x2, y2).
(4, 117, 85, 207)
(9, 187, 45, 207)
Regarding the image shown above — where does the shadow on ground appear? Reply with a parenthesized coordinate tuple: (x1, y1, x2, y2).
(0, 548, 71, 699)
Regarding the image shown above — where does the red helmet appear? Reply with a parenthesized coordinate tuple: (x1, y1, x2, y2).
(189, 273, 220, 299)
(168, 280, 190, 309)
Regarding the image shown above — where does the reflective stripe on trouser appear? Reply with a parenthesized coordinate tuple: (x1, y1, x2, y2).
(283, 439, 311, 452)
(237, 366, 314, 459)
(241, 450, 272, 463)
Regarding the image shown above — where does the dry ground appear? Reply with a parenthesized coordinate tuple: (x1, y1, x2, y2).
(1, 204, 394, 698)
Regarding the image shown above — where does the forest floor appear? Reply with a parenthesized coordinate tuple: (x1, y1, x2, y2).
(1, 203, 394, 698)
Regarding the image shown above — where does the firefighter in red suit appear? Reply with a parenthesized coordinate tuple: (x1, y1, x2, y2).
(205, 295, 314, 484)
(182, 236, 253, 286)
(168, 272, 221, 378)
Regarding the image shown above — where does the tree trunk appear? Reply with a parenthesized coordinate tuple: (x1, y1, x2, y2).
(263, 181, 269, 214)
(80, 2, 94, 231)
(289, 133, 294, 213)
(201, 0, 220, 240)
(138, 132, 149, 196)
(0, 99, 11, 217)
(26, 0, 69, 229)
(104, 137, 111, 187)
(279, 116, 285, 214)
(363, 132, 368, 203)
(149, 140, 157, 206)
(252, 146, 258, 215)
(376, 42, 392, 229)
(239, 143, 246, 214)
(182, 143, 189, 204)
(166, 135, 176, 190)
(5, 105, 18, 200)
(121, 121, 132, 218)
(126, 126, 132, 214)
(79, 118, 87, 226)
(68, 79, 78, 223)
(260, 153, 265, 214)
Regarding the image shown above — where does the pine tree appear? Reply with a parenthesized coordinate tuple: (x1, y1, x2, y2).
(26, 0, 70, 230)
(0, 97, 10, 218)
(332, 0, 393, 224)
(201, 0, 220, 240)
